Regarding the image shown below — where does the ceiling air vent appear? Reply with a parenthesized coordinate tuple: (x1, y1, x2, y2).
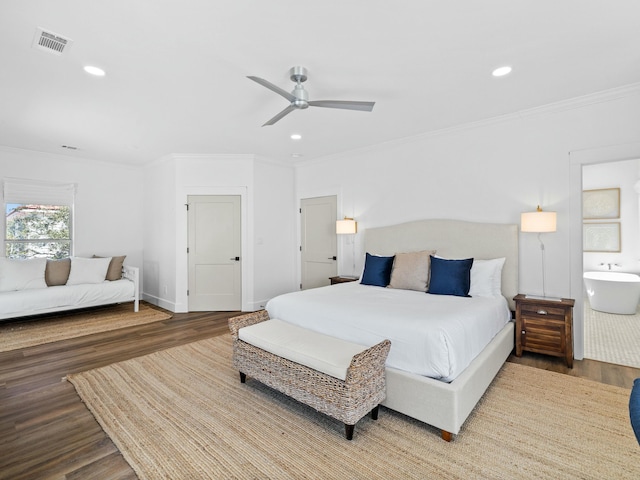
(32, 27, 73, 55)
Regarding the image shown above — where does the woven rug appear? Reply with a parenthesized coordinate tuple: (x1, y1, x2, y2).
(68, 335, 640, 479)
(0, 303, 171, 352)
(584, 299, 640, 368)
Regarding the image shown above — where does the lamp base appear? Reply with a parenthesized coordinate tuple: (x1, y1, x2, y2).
(524, 294, 563, 302)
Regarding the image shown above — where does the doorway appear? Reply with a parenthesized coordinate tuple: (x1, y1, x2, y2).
(187, 195, 241, 311)
(300, 195, 337, 289)
(582, 159, 640, 368)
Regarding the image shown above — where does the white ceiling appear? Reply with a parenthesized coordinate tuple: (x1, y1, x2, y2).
(1, 1, 639, 166)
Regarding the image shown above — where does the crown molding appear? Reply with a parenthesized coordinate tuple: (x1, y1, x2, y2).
(0, 145, 142, 171)
(297, 82, 640, 167)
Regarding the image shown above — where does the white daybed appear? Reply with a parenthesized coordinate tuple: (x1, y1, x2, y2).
(266, 219, 518, 441)
(0, 259, 139, 321)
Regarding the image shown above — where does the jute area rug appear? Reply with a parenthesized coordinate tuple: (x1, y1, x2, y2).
(0, 303, 171, 352)
(68, 335, 640, 479)
(584, 299, 640, 368)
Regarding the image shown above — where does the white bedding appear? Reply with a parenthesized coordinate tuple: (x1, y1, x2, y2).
(266, 282, 511, 382)
(0, 279, 135, 318)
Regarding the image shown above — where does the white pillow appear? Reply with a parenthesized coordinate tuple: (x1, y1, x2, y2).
(66, 257, 112, 285)
(469, 257, 506, 297)
(0, 257, 47, 292)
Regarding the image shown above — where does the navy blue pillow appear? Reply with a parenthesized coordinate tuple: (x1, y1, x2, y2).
(360, 253, 395, 287)
(630, 378, 640, 445)
(428, 256, 474, 297)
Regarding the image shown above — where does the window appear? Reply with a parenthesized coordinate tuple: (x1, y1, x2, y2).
(2, 178, 75, 259)
(5, 203, 71, 258)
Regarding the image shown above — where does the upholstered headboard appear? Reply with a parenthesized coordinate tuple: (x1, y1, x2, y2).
(364, 219, 519, 311)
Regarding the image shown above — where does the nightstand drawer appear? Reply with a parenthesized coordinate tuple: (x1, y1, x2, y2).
(520, 304, 566, 321)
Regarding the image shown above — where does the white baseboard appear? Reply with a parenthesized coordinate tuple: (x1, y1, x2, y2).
(142, 293, 179, 312)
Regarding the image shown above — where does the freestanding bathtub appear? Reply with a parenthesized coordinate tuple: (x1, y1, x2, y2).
(583, 271, 640, 315)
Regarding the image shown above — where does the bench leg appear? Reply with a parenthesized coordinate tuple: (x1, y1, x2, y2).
(371, 406, 379, 420)
(239, 372, 246, 383)
(345, 424, 355, 441)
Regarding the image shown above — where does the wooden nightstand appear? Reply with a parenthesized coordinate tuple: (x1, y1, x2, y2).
(514, 294, 575, 368)
(329, 276, 359, 285)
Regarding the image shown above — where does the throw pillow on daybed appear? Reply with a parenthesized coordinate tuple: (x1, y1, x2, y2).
(67, 257, 112, 285)
(0, 257, 47, 292)
(93, 255, 126, 280)
(45, 258, 72, 286)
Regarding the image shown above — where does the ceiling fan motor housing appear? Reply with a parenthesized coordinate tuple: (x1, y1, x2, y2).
(292, 84, 309, 109)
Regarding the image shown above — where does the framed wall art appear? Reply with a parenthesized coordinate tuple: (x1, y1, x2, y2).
(583, 222, 621, 252)
(583, 188, 620, 219)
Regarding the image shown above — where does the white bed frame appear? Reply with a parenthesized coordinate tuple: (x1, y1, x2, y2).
(365, 219, 518, 441)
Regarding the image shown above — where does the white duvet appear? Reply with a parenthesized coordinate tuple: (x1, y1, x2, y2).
(266, 282, 511, 382)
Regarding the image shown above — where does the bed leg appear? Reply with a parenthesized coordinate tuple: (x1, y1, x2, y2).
(441, 430, 453, 442)
(371, 406, 379, 420)
(239, 372, 246, 383)
(345, 424, 355, 440)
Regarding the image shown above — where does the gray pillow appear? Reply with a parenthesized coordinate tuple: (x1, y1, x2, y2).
(388, 250, 435, 292)
(93, 255, 126, 281)
(45, 258, 71, 286)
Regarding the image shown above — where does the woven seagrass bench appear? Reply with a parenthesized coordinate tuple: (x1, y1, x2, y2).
(228, 310, 391, 440)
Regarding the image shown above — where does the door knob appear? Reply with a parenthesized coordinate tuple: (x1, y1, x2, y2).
(327, 256, 337, 260)
(230, 256, 240, 261)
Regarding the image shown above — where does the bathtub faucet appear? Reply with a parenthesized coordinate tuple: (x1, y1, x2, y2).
(599, 262, 621, 270)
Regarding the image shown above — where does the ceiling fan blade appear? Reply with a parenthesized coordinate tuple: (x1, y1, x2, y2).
(247, 76, 296, 102)
(308, 100, 375, 112)
(263, 105, 296, 126)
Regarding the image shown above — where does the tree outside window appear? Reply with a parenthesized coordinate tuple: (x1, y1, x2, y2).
(5, 204, 71, 259)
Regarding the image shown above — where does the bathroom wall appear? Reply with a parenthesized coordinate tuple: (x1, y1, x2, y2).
(582, 158, 640, 274)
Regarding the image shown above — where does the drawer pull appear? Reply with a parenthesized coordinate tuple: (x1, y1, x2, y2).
(521, 330, 526, 335)
(537, 309, 548, 315)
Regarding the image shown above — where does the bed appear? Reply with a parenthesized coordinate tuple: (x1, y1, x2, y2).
(266, 219, 518, 441)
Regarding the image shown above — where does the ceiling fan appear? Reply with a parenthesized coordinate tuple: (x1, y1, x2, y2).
(247, 66, 375, 126)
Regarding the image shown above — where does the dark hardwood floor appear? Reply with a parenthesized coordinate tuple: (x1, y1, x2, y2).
(1, 303, 638, 479)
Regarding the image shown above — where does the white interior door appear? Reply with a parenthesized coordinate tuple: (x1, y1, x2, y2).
(301, 195, 337, 289)
(188, 195, 241, 311)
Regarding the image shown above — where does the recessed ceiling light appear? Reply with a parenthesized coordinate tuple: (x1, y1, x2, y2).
(290, 134, 302, 140)
(492, 66, 512, 77)
(291, 153, 304, 158)
(83, 65, 106, 77)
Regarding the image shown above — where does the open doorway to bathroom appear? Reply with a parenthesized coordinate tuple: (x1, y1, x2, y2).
(582, 158, 640, 368)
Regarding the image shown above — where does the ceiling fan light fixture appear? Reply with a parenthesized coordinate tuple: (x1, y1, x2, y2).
(492, 66, 512, 77)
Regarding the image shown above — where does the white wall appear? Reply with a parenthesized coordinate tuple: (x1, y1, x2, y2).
(253, 158, 297, 307)
(0, 146, 144, 268)
(295, 87, 640, 360)
(142, 156, 177, 310)
(582, 159, 640, 274)
(143, 154, 296, 312)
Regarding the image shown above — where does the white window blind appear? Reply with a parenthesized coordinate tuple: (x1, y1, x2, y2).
(2, 178, 76, 206)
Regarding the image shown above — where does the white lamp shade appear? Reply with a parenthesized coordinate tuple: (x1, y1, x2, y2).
(336, 218, 357, 234)
(521, 210, 557, 233)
